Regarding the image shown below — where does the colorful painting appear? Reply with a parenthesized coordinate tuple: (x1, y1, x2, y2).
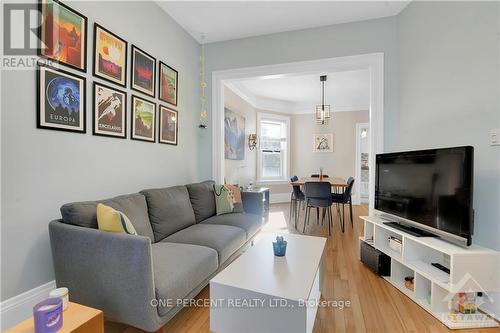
(131, 45, 156, 97)
(131, 95, 156, 142)
(93, 82, 126, 138)
(159, 106, 178, 145)
(224, 108, 245, 160)
(94, 24, 127, 87)
(313, 134, 333, 152)
(159, 61, 178, 106)
(37, 64, 86, 133)
(39, 0, 87, 72)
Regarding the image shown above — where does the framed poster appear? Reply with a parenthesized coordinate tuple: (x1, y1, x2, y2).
(131, 95, 156, 142)
(93, 23, 127, 87)
(93, 82, 127, 138)
(158, 61, 178, 106)
(159, 105, 178, 145)
(39, 0, 87, 72)
(37, 64, 86, 133)
(131, 45, 156, 97)
(313, 134, 333, 153)
(224, 108, 245, 160)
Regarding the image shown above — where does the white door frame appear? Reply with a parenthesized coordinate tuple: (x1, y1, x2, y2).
(354, 122, 370, 205)
(212, 53, 384, 212)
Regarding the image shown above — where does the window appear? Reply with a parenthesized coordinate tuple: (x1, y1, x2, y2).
(257, 113, 290, 182)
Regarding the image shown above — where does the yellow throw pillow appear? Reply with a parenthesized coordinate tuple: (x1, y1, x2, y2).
(96, 203, 137, 235)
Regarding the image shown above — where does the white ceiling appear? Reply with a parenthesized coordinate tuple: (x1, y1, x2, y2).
(157, 1, 410, 43)
(226, 69, 370, 114)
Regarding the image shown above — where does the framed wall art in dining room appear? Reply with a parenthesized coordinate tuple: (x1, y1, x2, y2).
(313, 133, 333, 152)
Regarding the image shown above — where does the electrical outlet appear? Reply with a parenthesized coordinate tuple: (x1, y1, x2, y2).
(490, 129, 500, 146)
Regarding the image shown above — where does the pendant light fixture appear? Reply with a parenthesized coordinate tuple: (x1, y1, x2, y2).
(315, 75, 330, 125)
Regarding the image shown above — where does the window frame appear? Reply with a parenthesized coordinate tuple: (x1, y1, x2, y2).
(256, 112, 290, 183)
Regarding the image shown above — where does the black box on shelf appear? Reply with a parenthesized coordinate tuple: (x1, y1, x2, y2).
(360, 241, 391, 276)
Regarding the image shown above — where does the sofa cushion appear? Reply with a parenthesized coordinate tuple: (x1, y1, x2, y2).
(152, 242, 218, 316)
(200, 213, 262, 240)
(60, 193, 154, 241)
(186, 180, 216, 223)
(163, 224, 246, 264)
(140, 186, 196, 242)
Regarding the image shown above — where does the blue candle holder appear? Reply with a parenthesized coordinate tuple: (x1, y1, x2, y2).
(273, 236, 287, 256)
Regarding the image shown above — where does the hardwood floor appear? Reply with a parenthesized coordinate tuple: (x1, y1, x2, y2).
(107, 203, 499, 333)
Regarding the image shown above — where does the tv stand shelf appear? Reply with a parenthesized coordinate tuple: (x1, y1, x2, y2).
(360, 215, 499, 330)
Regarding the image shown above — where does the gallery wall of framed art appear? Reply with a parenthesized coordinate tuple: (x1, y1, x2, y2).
(36, 0, 180, 146)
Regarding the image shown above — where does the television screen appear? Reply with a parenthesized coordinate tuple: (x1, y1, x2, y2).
(375, 146, 474, 245)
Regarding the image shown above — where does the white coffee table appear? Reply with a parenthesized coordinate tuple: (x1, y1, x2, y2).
(210, 233, 327, 333)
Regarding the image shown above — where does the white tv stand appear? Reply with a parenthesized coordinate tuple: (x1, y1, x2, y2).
(360, 215, 499, 329)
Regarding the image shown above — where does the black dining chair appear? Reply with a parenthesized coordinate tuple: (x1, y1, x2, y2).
(311, 174, 329, 178)
(331, 177, 355, 233)
(289, 176, 305, 229)
(303, 182, 333, 235)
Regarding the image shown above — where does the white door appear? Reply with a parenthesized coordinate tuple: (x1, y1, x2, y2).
(354, 123, 369, 205)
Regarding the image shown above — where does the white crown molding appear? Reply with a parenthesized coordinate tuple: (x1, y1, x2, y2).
(225, 82, 368, 115)
(1, 280, 56, 330)
(224, 81, 259, 109)
(225, 81, 295, 114)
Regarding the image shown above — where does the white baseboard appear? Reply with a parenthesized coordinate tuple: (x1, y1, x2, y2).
(270, 193, 290, 204)
(1, 280, 56, 330)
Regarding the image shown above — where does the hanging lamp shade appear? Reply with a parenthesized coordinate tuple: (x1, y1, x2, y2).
(315, 75, 330, 125)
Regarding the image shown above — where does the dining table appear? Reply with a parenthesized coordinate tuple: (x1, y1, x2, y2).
(290, 176, 347, 193)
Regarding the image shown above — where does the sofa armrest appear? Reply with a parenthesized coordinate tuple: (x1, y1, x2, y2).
(48, 220, 160, 332)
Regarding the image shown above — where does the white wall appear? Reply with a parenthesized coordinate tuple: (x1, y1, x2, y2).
(397, 1, 500, 251)
(1, 1, 200, 301)
(224, 86, 256, 186)
(290, 111, 368, 186)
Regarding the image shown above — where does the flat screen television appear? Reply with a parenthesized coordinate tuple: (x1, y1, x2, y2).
(375, 146, 474, 246)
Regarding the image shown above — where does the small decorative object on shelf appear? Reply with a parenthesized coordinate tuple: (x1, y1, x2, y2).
(388, 236, 402, 254)
(319, 167, 324, 181)
(49, 287, 69, 311)
(404, 276, 414, 291)
(33, 298, 63, 333)
(453, 292, 479, 314)
(273, 235, 287, 257)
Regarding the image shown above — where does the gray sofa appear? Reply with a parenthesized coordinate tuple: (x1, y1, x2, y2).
(48, 180, 262, 332)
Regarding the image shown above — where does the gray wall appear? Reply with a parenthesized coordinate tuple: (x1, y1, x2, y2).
(202, 16, 400, 180)
(397, 1, 500, 251)
(1, 1, 200, 300)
